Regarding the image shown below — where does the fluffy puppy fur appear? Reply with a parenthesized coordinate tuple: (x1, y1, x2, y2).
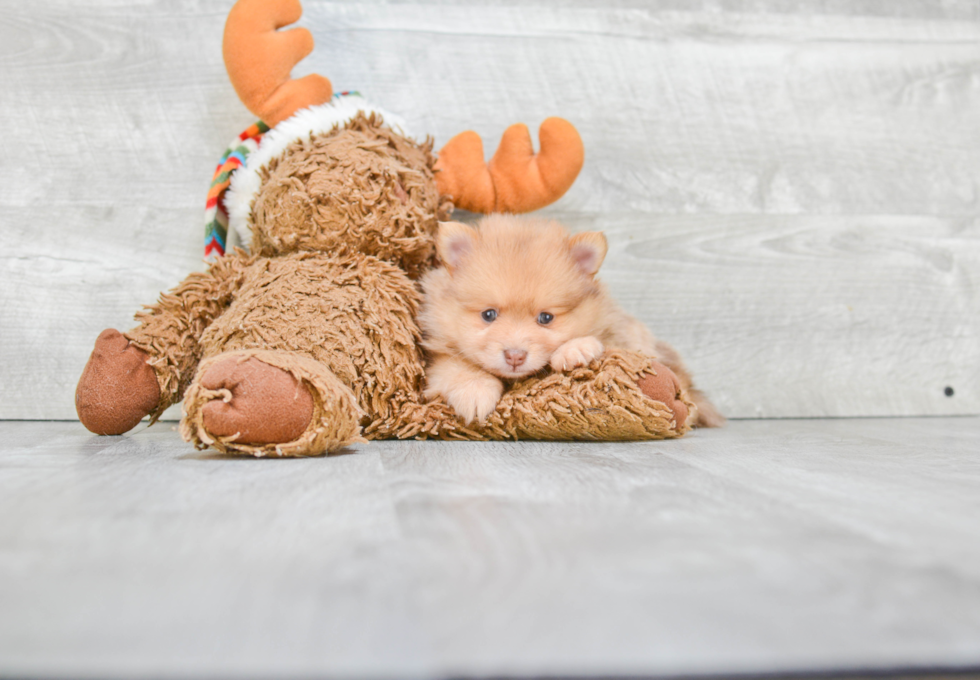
(419, 214, 723, 426)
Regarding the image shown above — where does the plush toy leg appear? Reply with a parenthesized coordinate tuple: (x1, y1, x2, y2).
(181, 349, 364, 457)
(406, 351, 695, 442)
(199, 356, 314, 445)
(637, 360, 690, 430)
(76, 329, 162, 435)
(481, 351, 695, 440)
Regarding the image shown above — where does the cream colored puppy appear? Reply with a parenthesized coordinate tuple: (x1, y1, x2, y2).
(419, 214, 722, 426)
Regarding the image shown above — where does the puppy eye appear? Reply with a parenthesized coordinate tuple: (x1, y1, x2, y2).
(481, 309, 498, 322)
(537, 312, 554, 325)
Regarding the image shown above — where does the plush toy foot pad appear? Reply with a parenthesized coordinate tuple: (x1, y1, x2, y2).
(200, 356, 314, 445)
(637, 360, 690, 430)
(182, 350, 363, 457)
(76, 329, 161, 435)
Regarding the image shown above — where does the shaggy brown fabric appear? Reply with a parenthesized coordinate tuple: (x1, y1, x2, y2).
(480, 352, 693, 440)
(251, 113, 452, 279)
(198, 250, 425, 426)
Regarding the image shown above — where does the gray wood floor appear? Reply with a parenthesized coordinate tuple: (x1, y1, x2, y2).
(2, 418, 979, 679)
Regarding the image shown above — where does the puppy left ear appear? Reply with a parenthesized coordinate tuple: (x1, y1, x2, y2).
(436, 221, 478, 271)
(569, 231, 607, 277)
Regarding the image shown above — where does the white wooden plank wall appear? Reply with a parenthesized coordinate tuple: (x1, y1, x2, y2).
(1, 0, 978, 420)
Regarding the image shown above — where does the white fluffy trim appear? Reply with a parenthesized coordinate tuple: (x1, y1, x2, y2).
(225, 96, 410, 251)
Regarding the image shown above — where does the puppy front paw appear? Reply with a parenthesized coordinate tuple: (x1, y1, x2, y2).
(549, 336, 605, 372)
(443, 376, 504, 424)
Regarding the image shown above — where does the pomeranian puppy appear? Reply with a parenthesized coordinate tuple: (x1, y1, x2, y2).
(419, 214, 723, 426)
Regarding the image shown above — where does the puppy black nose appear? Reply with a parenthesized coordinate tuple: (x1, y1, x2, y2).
(504, 349, 527, 369)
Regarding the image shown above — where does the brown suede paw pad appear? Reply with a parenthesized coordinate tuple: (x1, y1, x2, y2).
(76, 329, 161, 435)
(199, 356, 314, 446)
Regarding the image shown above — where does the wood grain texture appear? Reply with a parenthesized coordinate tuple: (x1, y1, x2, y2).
(593, 213, 980, 418)
(1, 0, 978, 419)
(1, 419, 979, 677)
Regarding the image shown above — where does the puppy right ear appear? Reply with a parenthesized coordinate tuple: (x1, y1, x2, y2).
(569, 231, 608, 278)
(436, 221, 478, 271)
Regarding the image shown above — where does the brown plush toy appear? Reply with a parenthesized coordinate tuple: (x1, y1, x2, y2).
(75, 0, 696, 456)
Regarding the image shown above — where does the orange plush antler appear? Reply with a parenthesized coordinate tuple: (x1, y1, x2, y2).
(223, 0, 333, 127)
(435, 118, 585, 214)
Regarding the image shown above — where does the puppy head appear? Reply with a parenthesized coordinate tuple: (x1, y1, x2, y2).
(428, 215, 607, 378)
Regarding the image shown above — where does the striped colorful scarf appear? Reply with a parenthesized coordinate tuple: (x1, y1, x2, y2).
(204, 121, 270, 260)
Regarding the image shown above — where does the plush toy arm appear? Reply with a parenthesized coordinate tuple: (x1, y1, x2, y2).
(75, 251, 253, 435)
(223, 0, 334, 126)
(123, 251, 255, 416)
(76, 329, 163, 435)
(77, 251, 255, 435)
(434, 118, 585, 214)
